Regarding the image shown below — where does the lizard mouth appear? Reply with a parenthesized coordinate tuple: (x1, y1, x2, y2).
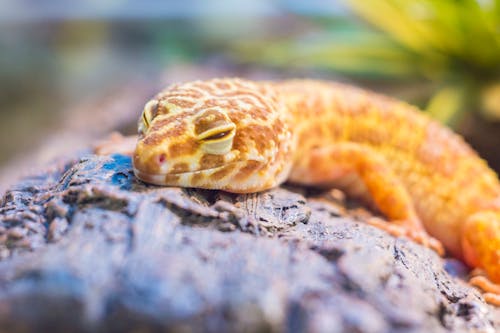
(133, 161, 248, 186)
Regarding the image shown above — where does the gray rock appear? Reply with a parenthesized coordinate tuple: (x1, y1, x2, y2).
(0, 154, 498, 333)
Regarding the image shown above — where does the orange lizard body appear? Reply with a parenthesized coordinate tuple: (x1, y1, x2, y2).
(100, 78, 500, 304)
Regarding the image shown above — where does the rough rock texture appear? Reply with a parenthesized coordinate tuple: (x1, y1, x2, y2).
(0, 153, 498, 333)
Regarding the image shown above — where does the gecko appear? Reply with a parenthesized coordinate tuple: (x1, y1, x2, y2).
(95, 78, 500, 305)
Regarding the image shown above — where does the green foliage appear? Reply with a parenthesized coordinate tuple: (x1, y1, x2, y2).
(234, 0, 500, 127)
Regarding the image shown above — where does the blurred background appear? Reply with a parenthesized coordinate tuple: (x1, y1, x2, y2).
(1, 0, 500, 189)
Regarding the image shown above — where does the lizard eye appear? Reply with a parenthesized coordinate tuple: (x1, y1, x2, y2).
(194, 109, 236, 154)
(138, 99, 159, 136)
(144, 99, 159, 125)
(199, 129, 234, 141)
(197, 125, 236, 155)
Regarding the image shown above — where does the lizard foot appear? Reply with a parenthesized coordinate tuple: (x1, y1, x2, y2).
(469, 272, 500, 306)
(366, 217, 444, 256)
(462, 211, 500, 306)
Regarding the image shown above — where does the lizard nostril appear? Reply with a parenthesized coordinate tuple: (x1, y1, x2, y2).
(157, 153, 166, 164)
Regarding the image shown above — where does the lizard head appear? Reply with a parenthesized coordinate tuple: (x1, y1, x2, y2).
(132, 78, 294, 193)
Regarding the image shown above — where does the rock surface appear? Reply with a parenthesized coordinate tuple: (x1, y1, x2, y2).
(0, 153, 498, 333)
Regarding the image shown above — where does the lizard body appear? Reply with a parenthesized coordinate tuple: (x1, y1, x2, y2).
(120, 78, 500, 304)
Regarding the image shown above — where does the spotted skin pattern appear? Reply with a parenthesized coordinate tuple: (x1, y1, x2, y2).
(126, 78, 500, 304)
(134, 79, 294, 193)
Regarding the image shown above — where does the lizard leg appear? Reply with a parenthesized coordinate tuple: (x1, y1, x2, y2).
(94, 132, 138, 156)
(462, 211, 500, 305)
(290, 142, 443, 254)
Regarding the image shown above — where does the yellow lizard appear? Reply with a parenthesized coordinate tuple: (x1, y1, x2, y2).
(96, 78, 500, 305)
